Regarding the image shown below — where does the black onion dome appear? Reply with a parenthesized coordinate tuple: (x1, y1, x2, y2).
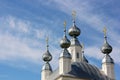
(101, 37, 112, 54)
(68, 21, 81, 37)
(42, 50, 52, 62)
(60, 36, 71, 48)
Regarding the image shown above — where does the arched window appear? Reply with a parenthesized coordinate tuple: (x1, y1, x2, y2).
(76, 53, 79, 58)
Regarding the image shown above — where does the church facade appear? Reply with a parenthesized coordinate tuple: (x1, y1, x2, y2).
(41, 13, 115, 80)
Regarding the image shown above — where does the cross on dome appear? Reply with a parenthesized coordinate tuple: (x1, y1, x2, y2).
(103, 27, 107, 37)
(63, 21, 67, 35)
(72, 10, 76, 21)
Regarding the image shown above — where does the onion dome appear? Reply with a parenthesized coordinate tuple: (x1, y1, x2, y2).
(60, 21, 70, 48)
(68, 11, 81, 37)
(42, 50, 52, 62)
(101, 27, 112, 54)
(101, 36, 112, 54)
(59, 21, 71, 59)
(102, 54, 114, 64)
(60, 36, 70, 48)
(42, 38, 52, 71)
(68, 21, 81, 37)
(42, 37, 52, 62)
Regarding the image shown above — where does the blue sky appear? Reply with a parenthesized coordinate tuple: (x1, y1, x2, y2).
(0, 0, 120, 80)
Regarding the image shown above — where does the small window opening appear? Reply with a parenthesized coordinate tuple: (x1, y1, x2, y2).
(76, 53, 79, 58)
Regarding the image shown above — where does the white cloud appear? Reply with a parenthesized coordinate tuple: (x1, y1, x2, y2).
(51, 0, 119, 36)
(0, 33, 40, 63)
(85, 47, 103, 60)
(85, 46, 120, 65)
(17, 21, 29, 33)
(7, 16, 16, 28)
(0, 16, 61, 70)
(35, 28, 52, 39)
(3, 16, 30, 33)
(0, 31, 61, 70)
(0, 16, 39, 63)
(49, 0, 120, 66)
(0, 0, 119, 72)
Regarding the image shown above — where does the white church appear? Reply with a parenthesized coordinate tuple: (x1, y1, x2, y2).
(41, 12, 115, 80)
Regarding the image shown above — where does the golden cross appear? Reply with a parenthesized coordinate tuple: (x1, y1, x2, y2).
(63, 20, 66, 28)
(103, 27, 107, 36)
(72, 10, 76, 20)
(63, 21, 67, 35)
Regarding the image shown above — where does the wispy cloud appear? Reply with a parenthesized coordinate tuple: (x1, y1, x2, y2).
(85, 46, 120, 65)
(0, 15, 61, 70)
(0, 0, 119, 73)
(0, 33, 40, 63)
(48, 0, 120, 65)
(0, 0, 119, 80)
